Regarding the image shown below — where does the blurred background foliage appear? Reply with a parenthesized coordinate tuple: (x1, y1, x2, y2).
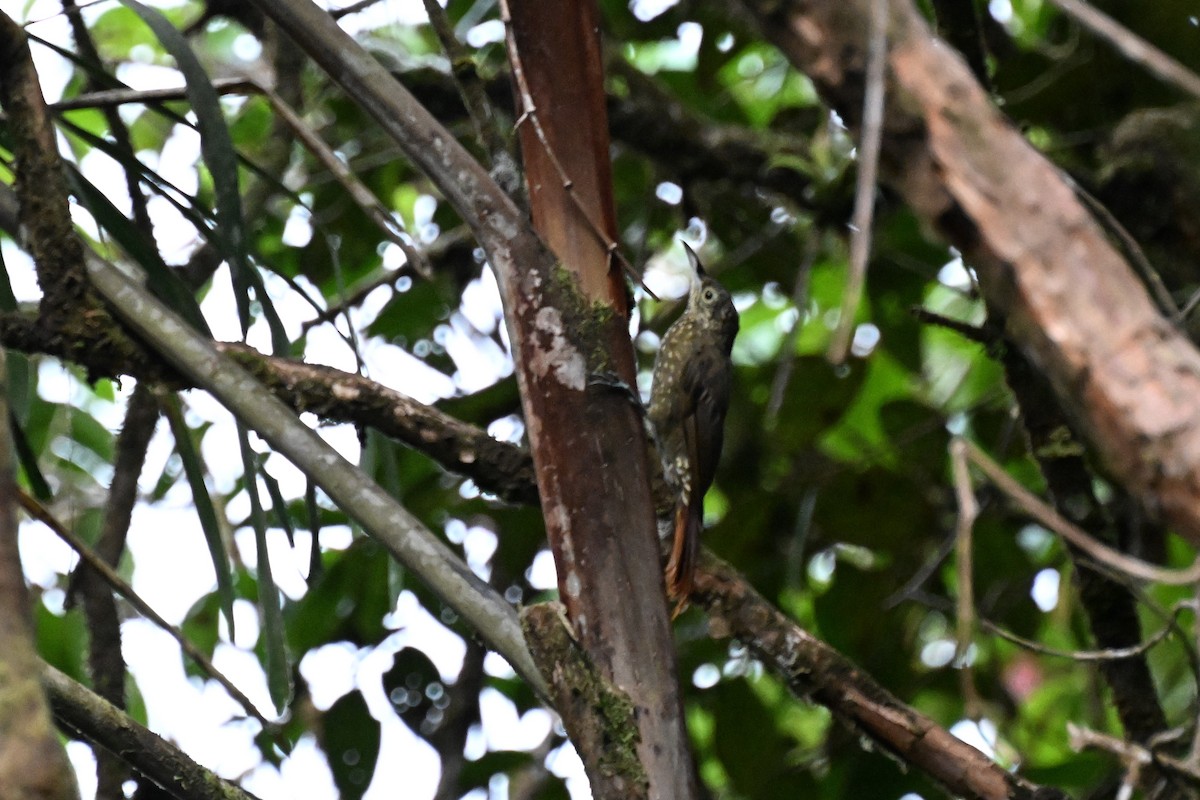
(4, 0, 1200, 798)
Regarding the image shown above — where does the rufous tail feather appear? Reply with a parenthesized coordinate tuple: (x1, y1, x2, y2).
(665, 499, 702, 615)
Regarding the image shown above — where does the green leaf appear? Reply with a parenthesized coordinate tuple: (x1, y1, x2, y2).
(261, 466, 295, 547)
(62, 152, 210, 335)
(121, 0, 253, 336)
(36, 604, 89, 683)
(286, 538, 389, 654)
(305, 480, 322, 581)
(162, 396, 236, 639)
(10, 413, 51, 500)
(322, 690, 380, 800)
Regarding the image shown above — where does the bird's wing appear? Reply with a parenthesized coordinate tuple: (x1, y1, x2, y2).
(680, 349, 732, 499)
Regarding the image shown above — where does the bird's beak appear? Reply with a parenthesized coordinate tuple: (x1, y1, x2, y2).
(681, 241, 706, 283)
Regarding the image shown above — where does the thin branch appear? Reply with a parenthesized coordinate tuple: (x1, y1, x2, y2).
(981, 608, 1181, 662)
(81, 249, 549, 701)
(330, 0, 383, 20)
(300, 227, 469, 333)
(18, 489, 280, 735)
(420, 0, 509, 169)
(910, 307, 994, 345)
(827, 0, 886, 364)
(949, 438, 981, 718)
(497, 0, 654, 297)
(1069, 723, 1200, 793)
(42, 663, 260, 800)
(1044, 0, 1200, 101)
(1070, 180, 1176, 319)
(959, 438, 1200, 585)
(217, 341, 539, 505)
(260, 84, 432, 278)
(1069, 723, 1150, 799)
(766, 231, 817, 424)
(72, 381, 159, 798)
(44, 78, 259, 112)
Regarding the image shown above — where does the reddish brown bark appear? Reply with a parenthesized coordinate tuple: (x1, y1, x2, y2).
(505, 3, 698, 797)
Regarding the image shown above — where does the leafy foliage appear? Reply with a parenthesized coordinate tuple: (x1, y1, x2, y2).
(3, 0, 1199, 798)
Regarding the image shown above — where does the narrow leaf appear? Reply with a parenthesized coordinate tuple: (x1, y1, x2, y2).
(162, 396, 236, 638)
(305, 480, 322, 581)
(9, 414, 51, 501)
(0, 246, 30, 423)
(237, 425, 291, 710)
(64, 163, 210, 335)
(260, 466, 295, 547)
(121, 0, 253, 336)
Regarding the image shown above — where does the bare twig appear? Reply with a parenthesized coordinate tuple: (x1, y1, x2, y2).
(828, 0, 887, 364)
(1069, 723, 1150, 800)
(420, 0, 508, 167)
(1045, 0, 1200, 101)
(331, 0, 383, 19)
(300, 228, 469, 333)
(1070, 181, 1175, 319)
(43, 663, 260, 800)
(981, 609, 1180, 662)
(260, 84, 431, 278)
(497, 0, 655, 298)
(766, 231, 817, 424)
(1070, 723, 1200, 794)
(949, 438, 981, 717)
(959, 438, 1200, 585)
(17, 489, 280, 735)
(45, 78, 260, 112)
(910, 307, 993, 345)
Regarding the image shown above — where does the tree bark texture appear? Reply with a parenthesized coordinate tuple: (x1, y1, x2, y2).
(740, 0, 1200, 544)
(505, 2, 698, 797)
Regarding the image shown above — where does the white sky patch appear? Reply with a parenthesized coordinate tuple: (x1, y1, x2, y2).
(14, 1, 575, 796)
(1031, 568, 1060, 612)
(241, 736, 338, 800)
(19, 523, 77, 589)
(65, 742, 98, 800)
(300, 643, 360, 710)
(526, 549, 558, 590)
(655, 181, 683, 205)
(466, 19, 506, 47)
(126, 505, 219, 624)
(920, 639, 957, 669)
(631, 0, 679, 21)
(937, 256, 973, 290)
(950, 718, 999, 760)
(851, 322, 881, 358)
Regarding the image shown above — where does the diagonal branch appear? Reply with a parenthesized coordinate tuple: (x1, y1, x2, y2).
(737, 0, 1200, 548)
(43, 663, 258, 800)
(81, 250, 548, 700)
(693, 551, 1070, 800)
(19, 489, 279, 734)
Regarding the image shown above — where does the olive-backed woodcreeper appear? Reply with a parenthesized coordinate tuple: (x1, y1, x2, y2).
(648, 243, 739, 604)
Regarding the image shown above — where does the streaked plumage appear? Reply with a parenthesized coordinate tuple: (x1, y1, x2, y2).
(648, 243, 738, 607)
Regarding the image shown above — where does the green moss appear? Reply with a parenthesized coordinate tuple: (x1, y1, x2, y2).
(546, 262, 621, 373)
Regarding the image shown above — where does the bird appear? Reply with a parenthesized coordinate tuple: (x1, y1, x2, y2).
(647, 242, 739, 609)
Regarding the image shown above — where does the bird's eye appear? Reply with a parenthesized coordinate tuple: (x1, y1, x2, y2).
(703, 288, 716, 302)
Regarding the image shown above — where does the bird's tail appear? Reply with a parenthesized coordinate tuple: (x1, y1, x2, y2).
(665, 498, 702, 614)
